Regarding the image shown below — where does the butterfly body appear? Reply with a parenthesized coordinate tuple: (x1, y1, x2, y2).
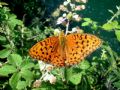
(29, 32, 102, 67)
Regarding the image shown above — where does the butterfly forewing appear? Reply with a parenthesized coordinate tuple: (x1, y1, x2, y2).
(29, 36, 65, 66)
(65, 34, 102, 66)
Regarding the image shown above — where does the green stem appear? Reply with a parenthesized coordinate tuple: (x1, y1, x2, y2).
(3, 24, 15, 48)
(65, 20, 70, 35)
(107, 6, 120, 23)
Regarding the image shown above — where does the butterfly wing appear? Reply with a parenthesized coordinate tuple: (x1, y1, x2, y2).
(65, 33, 102, 66)
(29, 36, 65, 66)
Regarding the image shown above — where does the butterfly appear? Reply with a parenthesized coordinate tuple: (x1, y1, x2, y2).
(29, 31, 102, 67)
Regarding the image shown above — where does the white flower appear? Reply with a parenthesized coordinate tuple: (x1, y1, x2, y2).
(43, 74, 56, 84)
(73, 14, 79, 19)
(67, 0, 71, 3)
(38, 61, 46, 71)
(46, 65, 53, 72)
(63, 13, 67, 17)
(49, 74, 56, 84)
(63, 1, 69, 6)
(72, 27, 78, 32)
(70, 3, 75, 9)
(56, 17, 66, 24)
(81, 5, 85, 10)
(75, 5, 86, 11)
(33, 80, 41, 88)
(59, 5, 68, 11)
(81, 0, 87, 3)
(73, 14, 82, 22)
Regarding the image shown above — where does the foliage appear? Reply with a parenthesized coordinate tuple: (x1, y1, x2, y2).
(0, 0, 120, 90)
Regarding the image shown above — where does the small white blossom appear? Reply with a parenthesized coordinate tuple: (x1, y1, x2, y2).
(59, 5, 68, 11)
(57, 17, 66, 24)
(63, 13, 67, 17)
(81, 5, 85, 10)
(73, 14, 79, 19)
(81, 0, 87, 3)
(70, 3, 75, 9)
(49, 74, 56, 84)
(54, 28, 60, 34)
(46, 65, 53, 72)
(33, 80, 41, 88)
(72, 27, 78, 32)
(73, 14, 81, 22)
(75, 5, 82, 10)
(67, 0, 71, 3)
(63, 1, 69, 6)
(38, 61, 46, 71)
(43, 73, 56, 84)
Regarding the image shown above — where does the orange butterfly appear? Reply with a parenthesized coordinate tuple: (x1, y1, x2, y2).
(29, 31, 102, 67)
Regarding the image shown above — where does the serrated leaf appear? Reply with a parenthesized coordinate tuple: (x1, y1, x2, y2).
(16, 81, 27, 90)
(66, 68, 73, 80)
(102, 21, 119, 31)
(0, 65, 17, 76)
(0, 49, 11, 58)
(79, 60, 90, 70)
(9, 72, 21, 89)
(20, 61, 34, 70)
(69, 73, 82, 85)
(7, 54, 22, 67)
(7, 14, 23, 30)
(115, 30, 120, 42)
(102, 23, 113, 30)
(20, 69, 33, 81)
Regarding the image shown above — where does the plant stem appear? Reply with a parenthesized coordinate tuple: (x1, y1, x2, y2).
(3, 24, 15, 48)
(65, 20, 70, 35)
(107, 6, 120, 23)
(20, 25, 24, 55)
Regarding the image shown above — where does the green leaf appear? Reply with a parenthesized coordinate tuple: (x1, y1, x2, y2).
(102, 23, 113, 30)
(0, 35, 6, 42)
(2, 44, 11, 48)
(0, 65, 17, 76)
(9, 72, 21, 89)
(21, 62, 34, 69)
(21, 61, 34, 70)
(20, 69, 33, 81)
(7, 54, 22, 67)
(16, 81, 27, 90)
(113, 81, 120, 89)
(32, 88, 49, 90)
(79, 60, 90, 70)
(7, 14, 23, 30)
(0, 49, 11, 58)
(83, 18, 91, 22)
(69, 73, 82, 85)
(102, 21, 119, 31)
(66, 68, 74, 81)
(115, 30, 120, 42)
(81, 22, 90, 26)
